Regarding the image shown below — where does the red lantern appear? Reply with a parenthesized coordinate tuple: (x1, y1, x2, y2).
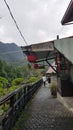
(57, 53, 60, 64)
(33, 64, 38, 69)
(27, 54, 37, 62)
(56, 53, 61, 73)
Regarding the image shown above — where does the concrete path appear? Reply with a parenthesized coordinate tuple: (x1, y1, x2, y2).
(21, 85, 73, 130)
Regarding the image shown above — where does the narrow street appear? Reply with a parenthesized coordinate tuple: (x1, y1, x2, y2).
(19, 84, 73, 130)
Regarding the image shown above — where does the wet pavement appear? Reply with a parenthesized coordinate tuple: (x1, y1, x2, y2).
(21, 85, 73, 130)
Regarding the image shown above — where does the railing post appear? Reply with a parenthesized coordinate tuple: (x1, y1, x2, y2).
(24, 86, 27, 106)
(10, 95, 15, 107)
(10, 94, 15, 129)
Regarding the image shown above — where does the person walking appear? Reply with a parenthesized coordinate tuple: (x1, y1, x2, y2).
(42, 76, 46, 87)
(47, 77, 51, 83)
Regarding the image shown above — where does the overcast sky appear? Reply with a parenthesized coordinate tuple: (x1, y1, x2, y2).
(0, 0, 73, 46)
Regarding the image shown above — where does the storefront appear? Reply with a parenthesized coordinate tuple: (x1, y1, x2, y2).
(54, 39, 73, 96)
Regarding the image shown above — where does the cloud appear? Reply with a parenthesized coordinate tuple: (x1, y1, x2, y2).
(60, 25, 73, 38)
(37, 29, 49, 41)
(0, 25, 5, 35)
(0, 0, 72, 46)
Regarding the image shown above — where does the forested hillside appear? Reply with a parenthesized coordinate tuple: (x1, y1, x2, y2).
(0, 42, 27, 66)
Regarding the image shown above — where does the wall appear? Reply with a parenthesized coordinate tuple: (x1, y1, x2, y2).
(70, 66, 73, 83)
(54, 37, 73, 64)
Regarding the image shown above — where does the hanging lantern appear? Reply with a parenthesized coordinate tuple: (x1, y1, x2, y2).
(57, 53, 60, 64)
(27, 54, 37, 62)
(33, 64, 38, 69)
(57, 53, 61, 73)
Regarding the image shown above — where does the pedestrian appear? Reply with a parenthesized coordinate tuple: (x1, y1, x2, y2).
(48, 77, 51, 83)
(42, 76, 46, 87)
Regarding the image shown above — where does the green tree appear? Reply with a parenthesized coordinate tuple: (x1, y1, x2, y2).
(11, 78, 24, 86)
(5, 64, 16, 83)
(0, 76, 8, 88)
(0, 60, 7, 77)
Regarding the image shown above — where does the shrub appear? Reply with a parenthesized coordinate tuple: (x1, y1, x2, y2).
(26, 76, 39, 84)
(50, 82, 57, 97)
(8, 85, 18, 92)
(0, 76, 8, 88)
(11, 78, 24, 86)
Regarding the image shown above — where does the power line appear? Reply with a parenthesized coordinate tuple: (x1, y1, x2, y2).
(3, 0, 28, 46)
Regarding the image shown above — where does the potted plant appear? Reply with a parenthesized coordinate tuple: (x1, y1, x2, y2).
(50, 82, 57, 98)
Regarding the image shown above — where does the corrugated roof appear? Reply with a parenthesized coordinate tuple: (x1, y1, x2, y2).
(61, 0, 73, 25)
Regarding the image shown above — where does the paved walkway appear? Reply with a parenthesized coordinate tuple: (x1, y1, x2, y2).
(21, 84, 73, 130)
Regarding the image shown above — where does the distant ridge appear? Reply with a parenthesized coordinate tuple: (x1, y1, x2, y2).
(0, 42, 27, 66)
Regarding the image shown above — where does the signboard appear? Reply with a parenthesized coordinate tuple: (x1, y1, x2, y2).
(31, 42, 54, 51)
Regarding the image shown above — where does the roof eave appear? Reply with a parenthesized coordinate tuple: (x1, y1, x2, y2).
(61, 0, 73, 25)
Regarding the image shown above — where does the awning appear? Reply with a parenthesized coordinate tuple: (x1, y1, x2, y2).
(61, 0, 73, 25)
(21, 41, 57, 63)
(21, 40, 58, 73)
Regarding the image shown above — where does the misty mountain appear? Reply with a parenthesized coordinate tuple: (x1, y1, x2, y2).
(0, 42, 27, 66)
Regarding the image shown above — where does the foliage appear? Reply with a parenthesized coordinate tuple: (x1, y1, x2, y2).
(0, 76, 8, 88)
(0, 60, 42, 83)
(8, 85, 19, 92)
(0, 59, 42, 98)
(0, 59, 43, 117)
(0, 88, 4, 97)
(26, 76, 39, 84)
(50, 82, 57, 97)
(0, 60, 16, 83)
(5, 64, 17, 83)
(11, 78, 24, 86)
(50, 82, 57, 91)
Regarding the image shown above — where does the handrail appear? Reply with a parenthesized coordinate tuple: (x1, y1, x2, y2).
(0, 85, 26, 105)
(0, 79, 43, 130)
(0, 92, 14, 105)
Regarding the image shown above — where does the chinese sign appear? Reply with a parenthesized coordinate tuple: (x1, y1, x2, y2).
(31, 42, 54, 51)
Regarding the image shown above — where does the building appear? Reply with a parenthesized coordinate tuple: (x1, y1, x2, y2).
(21, 0, 73, 96)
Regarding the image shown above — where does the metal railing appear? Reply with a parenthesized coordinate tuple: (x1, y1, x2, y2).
(0, 79, 43, 130)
